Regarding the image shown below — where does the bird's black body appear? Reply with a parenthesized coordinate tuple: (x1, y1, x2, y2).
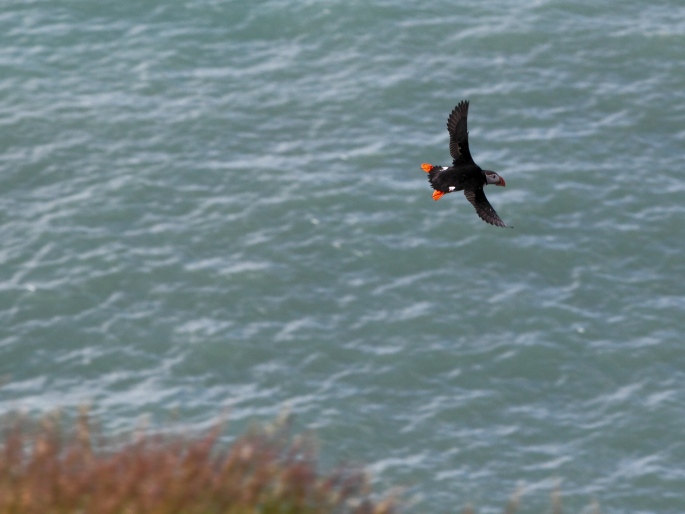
(427, 162, 485, 193)
(421, 100, 509, 228)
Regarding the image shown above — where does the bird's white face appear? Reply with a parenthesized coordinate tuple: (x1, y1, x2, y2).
(485, 171, 506, 187)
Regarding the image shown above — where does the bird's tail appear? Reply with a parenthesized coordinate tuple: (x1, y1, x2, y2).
(421, 163, 445, 200)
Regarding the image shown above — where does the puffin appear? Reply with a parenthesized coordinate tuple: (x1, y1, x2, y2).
(421, 100, 510, 228)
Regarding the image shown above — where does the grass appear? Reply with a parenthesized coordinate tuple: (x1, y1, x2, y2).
(0, 410, 599, 514)
(0, 410, 396, 514)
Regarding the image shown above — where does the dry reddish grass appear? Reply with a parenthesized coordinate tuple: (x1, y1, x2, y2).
(0, 412, 396, 514)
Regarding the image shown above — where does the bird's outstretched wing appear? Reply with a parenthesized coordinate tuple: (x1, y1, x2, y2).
(447, 100, 474, 166)
(464, 188, 509, 228)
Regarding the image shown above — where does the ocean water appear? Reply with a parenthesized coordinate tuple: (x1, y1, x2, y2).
(2, 1, 685, 512)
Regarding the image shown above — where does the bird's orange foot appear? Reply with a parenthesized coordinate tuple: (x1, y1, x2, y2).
(432, 190, 445, 201)
(421, 163, 434, 173)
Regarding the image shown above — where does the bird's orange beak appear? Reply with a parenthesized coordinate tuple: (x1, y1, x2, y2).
(421, 163, 434, 173)
(497, 177, 506, 187)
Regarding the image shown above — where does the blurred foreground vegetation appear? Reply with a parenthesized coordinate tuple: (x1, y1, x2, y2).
(0, 411, 395, 514)
(0, 411, 595, 514)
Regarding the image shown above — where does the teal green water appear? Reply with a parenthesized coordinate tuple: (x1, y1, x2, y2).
(2, 1, 685, 511)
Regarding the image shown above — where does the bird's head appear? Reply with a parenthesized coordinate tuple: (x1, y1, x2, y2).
(484, 171, 506, 187)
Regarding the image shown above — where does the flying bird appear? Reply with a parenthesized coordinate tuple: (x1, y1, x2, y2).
(422, 100, 510, 228)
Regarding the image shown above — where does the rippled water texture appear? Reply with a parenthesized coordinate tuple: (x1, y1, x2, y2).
(2, 1, 685, 512)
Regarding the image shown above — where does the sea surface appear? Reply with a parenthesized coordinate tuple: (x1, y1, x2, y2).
(2, 1, 685, 512)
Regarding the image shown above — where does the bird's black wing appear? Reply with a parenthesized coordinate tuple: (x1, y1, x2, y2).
(447, 100, 475, 166)
(464, 187, 508, 228)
